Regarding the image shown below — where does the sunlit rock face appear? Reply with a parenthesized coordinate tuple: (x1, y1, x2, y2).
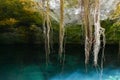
(100, 0, 120, 20)
(35, 0, 120, 24)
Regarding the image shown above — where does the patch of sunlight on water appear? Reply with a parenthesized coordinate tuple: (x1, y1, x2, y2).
(0, 64, 120, 80)
(50, 69, 120, 80)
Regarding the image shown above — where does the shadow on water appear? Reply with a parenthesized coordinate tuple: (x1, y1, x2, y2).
(0, 44, 119, 80)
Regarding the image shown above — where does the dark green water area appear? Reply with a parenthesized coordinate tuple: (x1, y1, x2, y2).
(0, 44, 120, 80)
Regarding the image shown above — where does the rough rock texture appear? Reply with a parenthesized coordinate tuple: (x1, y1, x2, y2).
(48, 0, 120, 24)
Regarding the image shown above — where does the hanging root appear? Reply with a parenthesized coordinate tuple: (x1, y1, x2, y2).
(59, 27, 65, 61)
(93, 26, 101, 66)
(82, 0, 93, 65)
(59, 0, 65, 62)
(85, 37, 92, 64)
(85, 41, 90, 64)
(100, 27, 105, 80)
(42, 0, 51, 65)
(80, 0, 105, 67)
(94, 27, 105, 66)
(93, 0, 106, 66)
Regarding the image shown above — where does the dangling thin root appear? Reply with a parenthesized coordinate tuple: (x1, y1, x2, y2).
(59, 0, 65, 63)
(82, 0, 93, 65)
(93, 0, 105, 66)
(100, 28, 105, 80)
(42, 0, 51, 65)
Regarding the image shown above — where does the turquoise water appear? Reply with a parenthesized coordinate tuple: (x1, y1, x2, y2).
(0, 64, 120, 80)
(0, 45, 120, 80)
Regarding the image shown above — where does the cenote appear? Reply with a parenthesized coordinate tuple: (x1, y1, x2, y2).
(0, 0, 120, 80)
(0, 44, 119, 80)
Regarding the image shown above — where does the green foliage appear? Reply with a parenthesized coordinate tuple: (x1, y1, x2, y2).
(51, 22, 83, 44)
(65, 24, 83, 43)
(108, 21, 120, 42)
(101, 19, 120, 44)
(0, 0, 119, 44)
(101, 19, 114, 42)
(0, 0, 44, 44)
(0, 0, 42, 28)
